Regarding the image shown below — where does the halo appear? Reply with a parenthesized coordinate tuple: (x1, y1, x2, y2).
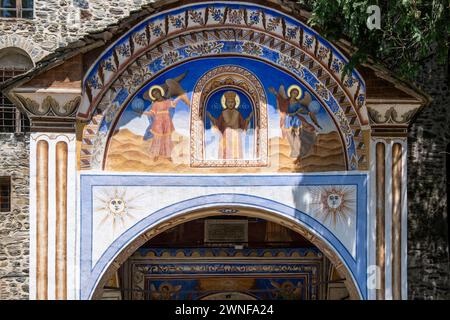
(148, 85, 165, 101)
(287, 85, 302, 100)
(221, 92, 241, 109)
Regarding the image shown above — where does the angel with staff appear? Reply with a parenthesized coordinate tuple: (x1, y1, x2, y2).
(269, 84, 322, 161)
(142, 72, 190, 162)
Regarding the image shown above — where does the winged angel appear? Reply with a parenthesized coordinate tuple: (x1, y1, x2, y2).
(269, 85, 322, 162)
(141, 72, 190, 162)
(270, 280, 303, 300)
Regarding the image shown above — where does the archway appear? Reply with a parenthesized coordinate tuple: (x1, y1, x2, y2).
(89, 204, 362, 300)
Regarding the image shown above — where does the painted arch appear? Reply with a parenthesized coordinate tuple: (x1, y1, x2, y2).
(79, 1, 370, 172)
(79, 174, 368, 300)
(75, 3, 371, 300)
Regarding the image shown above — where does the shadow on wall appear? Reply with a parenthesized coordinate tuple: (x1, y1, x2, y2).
(407, 55, 450, 300)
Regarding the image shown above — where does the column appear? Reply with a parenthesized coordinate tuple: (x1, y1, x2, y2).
(30, 134, 76, 300)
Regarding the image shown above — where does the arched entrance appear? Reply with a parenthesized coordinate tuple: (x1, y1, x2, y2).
(74, 1, 370, 301)
(90, 205, 361, 300)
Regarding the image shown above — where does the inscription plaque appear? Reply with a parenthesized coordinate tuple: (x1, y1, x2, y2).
(204, 220, 248, 243)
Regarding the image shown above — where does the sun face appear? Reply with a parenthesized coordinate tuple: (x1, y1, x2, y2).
(94, 188, 145, 234)
(308, 186, 356, 226)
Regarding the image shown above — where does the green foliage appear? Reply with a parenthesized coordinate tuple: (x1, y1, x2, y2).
(298, 0, 449, 79)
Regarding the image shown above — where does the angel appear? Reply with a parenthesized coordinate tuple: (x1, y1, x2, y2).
(270, 280, 303, 300)
(150, 282, 182, 300)
(142, 72, 190, 162)
(269, 84, 322, 161)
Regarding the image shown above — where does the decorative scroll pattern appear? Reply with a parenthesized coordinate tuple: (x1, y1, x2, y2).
(126, 248, 323, 300)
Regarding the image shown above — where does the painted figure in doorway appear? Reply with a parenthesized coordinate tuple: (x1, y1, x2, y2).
(143, 73, 190, 162)
(207, 91, 253, 159)
(269, 85, 322, 163)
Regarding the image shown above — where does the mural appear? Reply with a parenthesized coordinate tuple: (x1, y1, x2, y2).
(124, 248, 325, 300)
(79, 2, 370, 171)
(79, 174, 368, 300)
(270, 85, 322, 162)
(141, 73, 190, 162)
(205, 89, 255, 160)
(105, 58, 347, 172)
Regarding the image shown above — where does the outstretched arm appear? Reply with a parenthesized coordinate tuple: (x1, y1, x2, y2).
(244, 111, 254, 130)
(268, 87, 278, 96)
(143, 110, 155, 117)
(173, 93, 190, 107)
(206, 112, 217, 127)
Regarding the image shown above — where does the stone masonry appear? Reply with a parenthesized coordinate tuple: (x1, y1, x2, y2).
(0, 0, 156, 62)
(0, 134, 30, 300)
(408, 56, 450, 299)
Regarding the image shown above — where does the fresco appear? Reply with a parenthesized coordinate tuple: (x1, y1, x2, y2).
(105, 57, 347, 172)
(79, 2, 370, 171)
(79, 173, 368, 299)
(124, 248, 324, 300)
(205, 89, 255, 160)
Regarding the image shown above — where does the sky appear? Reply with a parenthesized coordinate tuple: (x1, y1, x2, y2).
(116, 57, 338, 139)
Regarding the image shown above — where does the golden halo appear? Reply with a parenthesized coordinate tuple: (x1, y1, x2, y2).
(149, 85, 165, 101)
(287, 85, 302, 100)
(221, 92, 241, 109)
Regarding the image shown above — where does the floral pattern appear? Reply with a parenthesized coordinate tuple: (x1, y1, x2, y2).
(286, 27, 299, 40)
(227, 9, 244, 24)
(161, 51, 182, 67)
(185, 42, 224, 56)
(133, 32, 148, 47)
(344, 76, 357, 88)
(315, 82, 329, 100)
(169, 15, 185, 29)
(101, 58, 117, 73)
(149, 22, 164, 37)
(303, 35, 314, 49)
(331, 58, 343, 73)
(317, 46, 330, 61)
(117, 43, 131, 57)
(248, 11, 261, 25)
(356, 94, 365, 108)
(88, 75, 102, 90)
(266, 17, 281, 32)
(209, 8, 224, 22)
(277, 55, 303, 77)
(241, 42, 263, 56)
(188, 10, 204, 25)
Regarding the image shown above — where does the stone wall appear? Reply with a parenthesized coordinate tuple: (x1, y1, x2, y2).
(0, 0, 155, 62)
(408, 56, 450, 299)
(0, 133, 30, 300)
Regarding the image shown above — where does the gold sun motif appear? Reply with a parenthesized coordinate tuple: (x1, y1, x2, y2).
(94, 188, 145, 234)
(308, 186, 356, 226)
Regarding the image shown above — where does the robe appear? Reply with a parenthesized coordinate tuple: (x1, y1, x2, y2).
(216, 109, 248, 160)
(146, 99, 175, 158)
